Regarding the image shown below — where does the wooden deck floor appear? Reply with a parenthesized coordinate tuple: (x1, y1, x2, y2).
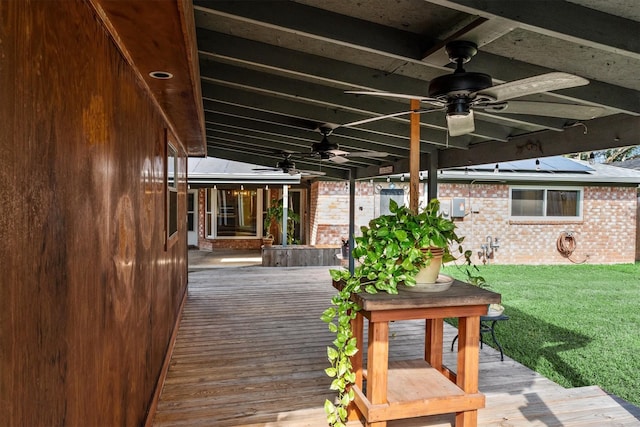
(152, 266, 640, 427)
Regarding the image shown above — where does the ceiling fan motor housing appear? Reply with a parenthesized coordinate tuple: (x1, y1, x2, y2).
(429, 40, 492, 99)
(428, 72, 493, 98)
(276, 158, 295, 172)
(312, 135, 339, 158)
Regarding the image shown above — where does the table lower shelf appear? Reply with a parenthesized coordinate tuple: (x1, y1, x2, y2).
(354, 359, 485, 423)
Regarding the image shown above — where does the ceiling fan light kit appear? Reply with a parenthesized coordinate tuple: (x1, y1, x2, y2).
(446, 109, 475, 137)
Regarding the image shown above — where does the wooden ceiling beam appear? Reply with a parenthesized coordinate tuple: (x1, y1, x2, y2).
(439, 114, 640, 169)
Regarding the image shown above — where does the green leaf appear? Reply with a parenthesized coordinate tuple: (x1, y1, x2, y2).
(337, 361, 347, 377)
(324, 399, 336, 415)
(327, 347, 339, 361)
(337, 406, 348, 421)
(321, 307, 336, 323)
(330, 377, 345, 391)
(325, 367, 337, 377)
(393, 229, 408, 241)
(364, 284, 377, 294)
(340, 392, 351, 406)
(400, 257, 415, 270)
(376, 227, 389, 237)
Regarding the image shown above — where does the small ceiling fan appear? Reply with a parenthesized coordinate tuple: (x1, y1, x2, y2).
(345, 40, 604, 137)
(302, 126, 389, 164)
(253, 153, 326, 176)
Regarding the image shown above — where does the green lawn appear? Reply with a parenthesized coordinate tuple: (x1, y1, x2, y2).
(443, 263, 640, 407)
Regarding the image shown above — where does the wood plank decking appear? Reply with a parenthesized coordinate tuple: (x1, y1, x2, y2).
(152, 266, 640, 427)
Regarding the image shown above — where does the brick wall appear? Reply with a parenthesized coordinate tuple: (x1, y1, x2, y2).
(198, 238, 263, 250)
(637, 193, 640, 261)
(311, 181, 381, 246)
(313, 181, 638, 265)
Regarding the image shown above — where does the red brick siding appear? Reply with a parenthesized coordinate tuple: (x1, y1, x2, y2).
(314, 182, 637, 265)
(198, 238, 262, 250)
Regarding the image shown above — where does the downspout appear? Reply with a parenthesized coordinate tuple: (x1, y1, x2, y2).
(427, 150, 438, 201)
(282, 184, 288, 246)
(348, 169, 355, 274)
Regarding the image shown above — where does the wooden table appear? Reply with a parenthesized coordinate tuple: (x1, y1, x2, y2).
(336, 279, 501, 427)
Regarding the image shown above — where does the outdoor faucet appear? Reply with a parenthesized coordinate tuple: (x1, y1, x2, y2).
(479, 236, 500, 264)
(489, 236, 500, 251)
(478, 244, 489, 264)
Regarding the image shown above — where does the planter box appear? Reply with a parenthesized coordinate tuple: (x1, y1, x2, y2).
(261, 245, 341, 267)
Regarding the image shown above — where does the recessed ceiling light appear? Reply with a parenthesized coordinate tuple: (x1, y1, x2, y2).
(149, 71, 173, 80)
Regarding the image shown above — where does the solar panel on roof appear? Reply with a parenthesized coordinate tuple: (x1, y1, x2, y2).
(466, 156, 593, 173)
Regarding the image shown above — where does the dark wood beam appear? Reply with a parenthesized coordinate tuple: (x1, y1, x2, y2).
(200, 82, 474, 147)
(206, 146, 349, 180)
(203, 100, 417, 156)
(430, 0, 640, 58)
(194, 1, 428, 60)
(439, 114, 640, 169)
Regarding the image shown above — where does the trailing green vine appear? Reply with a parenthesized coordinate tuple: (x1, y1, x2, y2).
(321, 199, 485, 426)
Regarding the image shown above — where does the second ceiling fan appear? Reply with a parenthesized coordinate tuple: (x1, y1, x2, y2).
(303, 126, 390, 164)
(346, 41, 604, 137)
(253, 153, 326, 176)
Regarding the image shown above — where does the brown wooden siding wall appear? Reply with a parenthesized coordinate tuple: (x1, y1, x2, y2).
(0, 1, 188, 426)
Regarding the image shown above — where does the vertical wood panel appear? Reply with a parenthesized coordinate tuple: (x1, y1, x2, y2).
(0, 1, 188, 425)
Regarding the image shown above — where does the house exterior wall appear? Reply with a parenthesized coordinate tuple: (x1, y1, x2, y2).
(1, 2, 188, 425)
(311, 181, 638, 265)
(637, 192, 640, 261)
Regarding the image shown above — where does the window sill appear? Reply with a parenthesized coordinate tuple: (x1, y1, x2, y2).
(509, 219, 584, 225)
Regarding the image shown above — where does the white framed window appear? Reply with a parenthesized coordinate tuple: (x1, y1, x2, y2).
(165, 131, 180, 250)
(205, 188, 263, 238)
(509, 186, 583, 220)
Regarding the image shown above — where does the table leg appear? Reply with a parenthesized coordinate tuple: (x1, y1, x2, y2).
(366, 320, 389, 427)
(455, 315, 480, 427)
(425, 318, 443, 370)
(348, 313, 364, 421)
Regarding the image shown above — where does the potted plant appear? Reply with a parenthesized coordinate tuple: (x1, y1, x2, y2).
(321, 198, 484, 427)
(263, 198, 300, 245)
(261, 233, 274, 247)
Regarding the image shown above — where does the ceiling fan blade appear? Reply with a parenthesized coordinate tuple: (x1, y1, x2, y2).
(482, 101, 604, 120)
(341, 108, 443, 128)
(343, 151, 389, 158)
(446, 110, 475, 137)
(476, 72, 589, 102)
(345, 90, 441, 104)
(298, 169, 326, 176)
(327, 149, 350, 156)
(328, 156, 350, 164)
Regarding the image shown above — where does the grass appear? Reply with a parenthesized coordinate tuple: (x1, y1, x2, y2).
(443, 263, 640, 407)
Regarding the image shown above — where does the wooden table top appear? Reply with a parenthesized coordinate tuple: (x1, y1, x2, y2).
(334, 279, 501, 311)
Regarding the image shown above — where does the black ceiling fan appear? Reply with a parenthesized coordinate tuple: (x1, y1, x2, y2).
(345, 40, 604, 137)
(252, 153, 326, 176)
(302, 126, 389, 164)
